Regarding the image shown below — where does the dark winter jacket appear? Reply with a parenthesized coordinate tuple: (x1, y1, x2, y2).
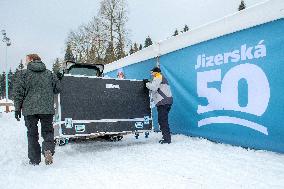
(13, 61, 61, 116)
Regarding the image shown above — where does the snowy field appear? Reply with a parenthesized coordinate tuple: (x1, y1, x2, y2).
(0, 112, 284, 189)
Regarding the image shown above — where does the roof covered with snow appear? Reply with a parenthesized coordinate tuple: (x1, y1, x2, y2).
(104, 0, 284, 73)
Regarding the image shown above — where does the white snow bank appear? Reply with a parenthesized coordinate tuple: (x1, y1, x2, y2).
(0, 99, 14, 113)
(0, 113, 284, 189)
(0, 98, 13, 104)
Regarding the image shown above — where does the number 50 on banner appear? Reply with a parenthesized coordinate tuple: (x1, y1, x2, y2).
(197, 63, 270, 117)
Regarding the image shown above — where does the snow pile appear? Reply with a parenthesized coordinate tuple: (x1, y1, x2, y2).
(0, 99, 14, 113)
(0, 98, 13, 104)
(0, 112, 284, 189)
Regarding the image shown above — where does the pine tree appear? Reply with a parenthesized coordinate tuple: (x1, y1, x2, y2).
(87, 45, 97, 63)
(1, 72, 6, 99)
(115, 42, 126, 60)
(8, 69, 13, 100)
(104, 42, 116, 64)
(52, 58, 61, 74)
(0, 73, 3, 99)
(183, 25, 189, 32)
(238, 0, 246, 11)
(173, 29, 179, 36)
(129, 45, 134, 55)
(18, 59, 24, 70)
(133, 43, 139, 53)
(12, 69, 19, 100)
(144, 36, 153, 48)
(64, 44, 75, 62)
(139, 44, 143, 50)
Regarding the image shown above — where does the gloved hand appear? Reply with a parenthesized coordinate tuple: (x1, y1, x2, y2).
(143, 79, 149, 91)
(15, 110, 21, 121)
(56, 71, 64, 80)
(143, 79, 149, 85)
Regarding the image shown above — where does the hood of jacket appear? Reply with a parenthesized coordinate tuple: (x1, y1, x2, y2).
(27, 61, 46, 72)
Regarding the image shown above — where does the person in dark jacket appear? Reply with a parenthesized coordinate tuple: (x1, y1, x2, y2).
(144, 67, 173, 144)
(13, 54, 61, 165)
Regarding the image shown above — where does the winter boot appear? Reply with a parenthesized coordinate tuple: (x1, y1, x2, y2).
(159, 139, 171, 144)
(29, 161, 40, 166)
(44, 150, 53, 165)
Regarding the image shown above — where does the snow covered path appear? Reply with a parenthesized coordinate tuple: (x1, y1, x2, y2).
(0, 112, 284, 189)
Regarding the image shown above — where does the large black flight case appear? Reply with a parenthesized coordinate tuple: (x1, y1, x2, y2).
(53, 62, 152, 144)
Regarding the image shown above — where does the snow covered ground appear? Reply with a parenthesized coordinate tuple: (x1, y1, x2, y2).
(0, 112, 284, 189)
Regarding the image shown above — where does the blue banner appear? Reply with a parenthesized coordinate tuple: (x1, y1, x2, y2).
(161, 19, 284, 153)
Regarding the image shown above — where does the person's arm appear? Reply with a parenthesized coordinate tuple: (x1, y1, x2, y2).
(146, 78, 162, 92)
(13, 71, 26, 112)
(52, 73, 62, 94)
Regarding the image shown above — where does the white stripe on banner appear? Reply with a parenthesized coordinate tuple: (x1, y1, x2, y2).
(198, 116, 268, 135)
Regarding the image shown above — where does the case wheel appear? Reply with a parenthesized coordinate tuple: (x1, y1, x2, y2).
(135, 133, 139, 139)
(103, 135, 123, 142)
(117, 135, 123, 141)
(145, 132, 149, 138)
(55, 138, 69, 146)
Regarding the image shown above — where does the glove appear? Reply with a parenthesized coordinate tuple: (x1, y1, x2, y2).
(56, 71, 64, 80)
(15, 110, 21, 121)
(143, 79, 149, 85)
(143, 79, 149, 91)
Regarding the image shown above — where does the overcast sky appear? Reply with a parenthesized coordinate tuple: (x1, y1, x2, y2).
(0, 0, 264, 72)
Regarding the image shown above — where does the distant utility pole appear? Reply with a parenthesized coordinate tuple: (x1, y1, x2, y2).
(1, 29, 12, 102)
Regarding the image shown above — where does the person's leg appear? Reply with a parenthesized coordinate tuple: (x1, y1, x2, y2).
(39, 114, 55, 155)
(166, 104, 172, 142)
(24, 115, 41, 164)
(39, 114, 54, 165)
(157, 104, 171, 143)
